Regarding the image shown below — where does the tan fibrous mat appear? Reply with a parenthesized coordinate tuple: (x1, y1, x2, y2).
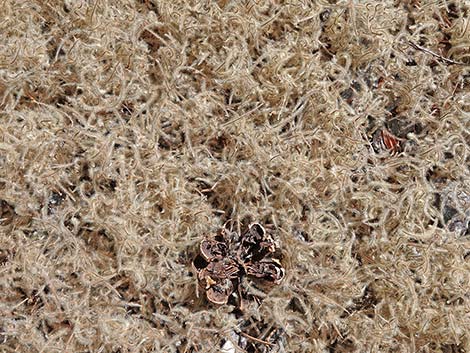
(1, 0, 470, 352)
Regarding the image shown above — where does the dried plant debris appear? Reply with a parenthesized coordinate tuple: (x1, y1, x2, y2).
(193, 223, 285, 305)
(371, 128, 402, 155)
(0, 200, 16, 226)
(434, 182, 470, 236)
(222, 318, 286, 353)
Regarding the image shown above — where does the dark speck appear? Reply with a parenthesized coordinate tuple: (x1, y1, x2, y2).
(340, 88, 354, 100)
(443, 205, 458, 224)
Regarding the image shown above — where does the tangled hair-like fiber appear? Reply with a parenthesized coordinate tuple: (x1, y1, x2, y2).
(1, 0, 470, 352)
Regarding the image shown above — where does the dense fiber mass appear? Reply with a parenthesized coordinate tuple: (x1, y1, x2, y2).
(1, 0, 470, 352)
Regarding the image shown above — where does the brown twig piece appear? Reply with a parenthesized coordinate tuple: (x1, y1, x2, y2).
(239, 331, 274, 346)
(408, 41, 466, 65)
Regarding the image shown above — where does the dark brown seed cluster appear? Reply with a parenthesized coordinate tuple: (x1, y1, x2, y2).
(193, 223, 285, 305)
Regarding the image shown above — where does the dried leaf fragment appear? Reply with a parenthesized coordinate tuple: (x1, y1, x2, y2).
(193, 223, 285, 305)
(246, 258, 285, 285)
